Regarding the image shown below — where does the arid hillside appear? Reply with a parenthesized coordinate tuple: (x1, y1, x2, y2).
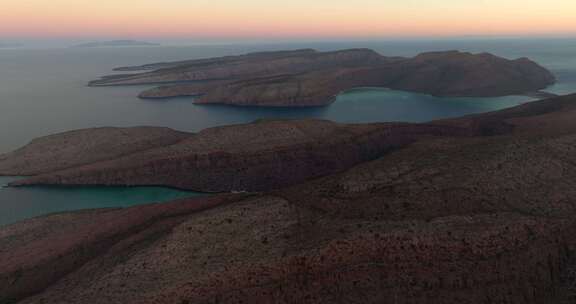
(2, 94, 576, 303)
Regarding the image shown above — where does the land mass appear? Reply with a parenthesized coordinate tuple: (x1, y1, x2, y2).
(2, 94, 576, 303)
(71, 40, 160, 48)
(89, 49, 556, 106)
(0, 120, 478, 192)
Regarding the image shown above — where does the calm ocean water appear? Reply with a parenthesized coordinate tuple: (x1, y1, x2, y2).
(1, 39, 575, 226)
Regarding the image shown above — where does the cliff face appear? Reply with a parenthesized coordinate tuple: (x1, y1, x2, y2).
(92, 49, 555, 106)
(3, 95, 576, 303)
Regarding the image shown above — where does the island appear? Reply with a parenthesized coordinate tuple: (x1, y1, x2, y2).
(89, 48, 556, 106)
(2, 93, 576, 303)
(71, 40, 160, 48)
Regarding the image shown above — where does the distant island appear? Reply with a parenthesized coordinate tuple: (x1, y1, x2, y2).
(89, 48, 556, 107)
(71, 40, 160, 48)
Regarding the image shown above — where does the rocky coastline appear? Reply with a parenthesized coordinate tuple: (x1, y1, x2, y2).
(89, 49, 556, 107)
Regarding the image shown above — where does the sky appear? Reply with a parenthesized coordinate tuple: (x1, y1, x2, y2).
(2, 0, 576, 40)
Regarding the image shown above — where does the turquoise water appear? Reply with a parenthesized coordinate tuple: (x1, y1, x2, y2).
(1, 39, 575, 226)
(0, 176, 200, 226)
(330, 88, 532, 122)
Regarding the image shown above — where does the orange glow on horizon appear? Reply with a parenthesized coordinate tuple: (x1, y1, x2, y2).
(2, 0, 575, 38)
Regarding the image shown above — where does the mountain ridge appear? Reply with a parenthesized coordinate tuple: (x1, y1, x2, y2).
(89, 48, 555, 106)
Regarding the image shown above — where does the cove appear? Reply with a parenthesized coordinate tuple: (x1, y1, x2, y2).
(0, 176, 202, 227)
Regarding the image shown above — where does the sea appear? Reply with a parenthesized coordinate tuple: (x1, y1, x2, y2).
(1, 38, 575, 226)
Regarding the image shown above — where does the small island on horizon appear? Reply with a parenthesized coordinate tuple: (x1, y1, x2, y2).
(70, 40, 161, 48)
(89, 48, 556, 107)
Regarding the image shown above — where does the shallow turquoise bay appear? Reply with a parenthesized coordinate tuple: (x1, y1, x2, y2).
(0, 176, 201, 226)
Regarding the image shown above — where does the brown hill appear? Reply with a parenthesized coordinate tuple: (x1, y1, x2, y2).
(2, 94, 576, 303)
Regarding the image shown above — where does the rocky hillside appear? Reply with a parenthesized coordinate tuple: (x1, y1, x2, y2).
(90, 49, 387, 86)
(90, 49, 555, 106)
(2, 94, 576, 303)
(0, 120, 480, 192)
(0, 127, 190, 176)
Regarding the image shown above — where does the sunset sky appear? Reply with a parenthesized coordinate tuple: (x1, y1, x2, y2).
(2, 0, 576, 40)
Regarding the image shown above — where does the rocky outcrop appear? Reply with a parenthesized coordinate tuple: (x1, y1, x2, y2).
(3, 94, 576, 303)
(91, 49, 555, 106)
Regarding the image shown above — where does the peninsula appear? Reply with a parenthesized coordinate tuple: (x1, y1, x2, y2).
(89, 48, 556, 106)
(2, 93, 576, 303)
